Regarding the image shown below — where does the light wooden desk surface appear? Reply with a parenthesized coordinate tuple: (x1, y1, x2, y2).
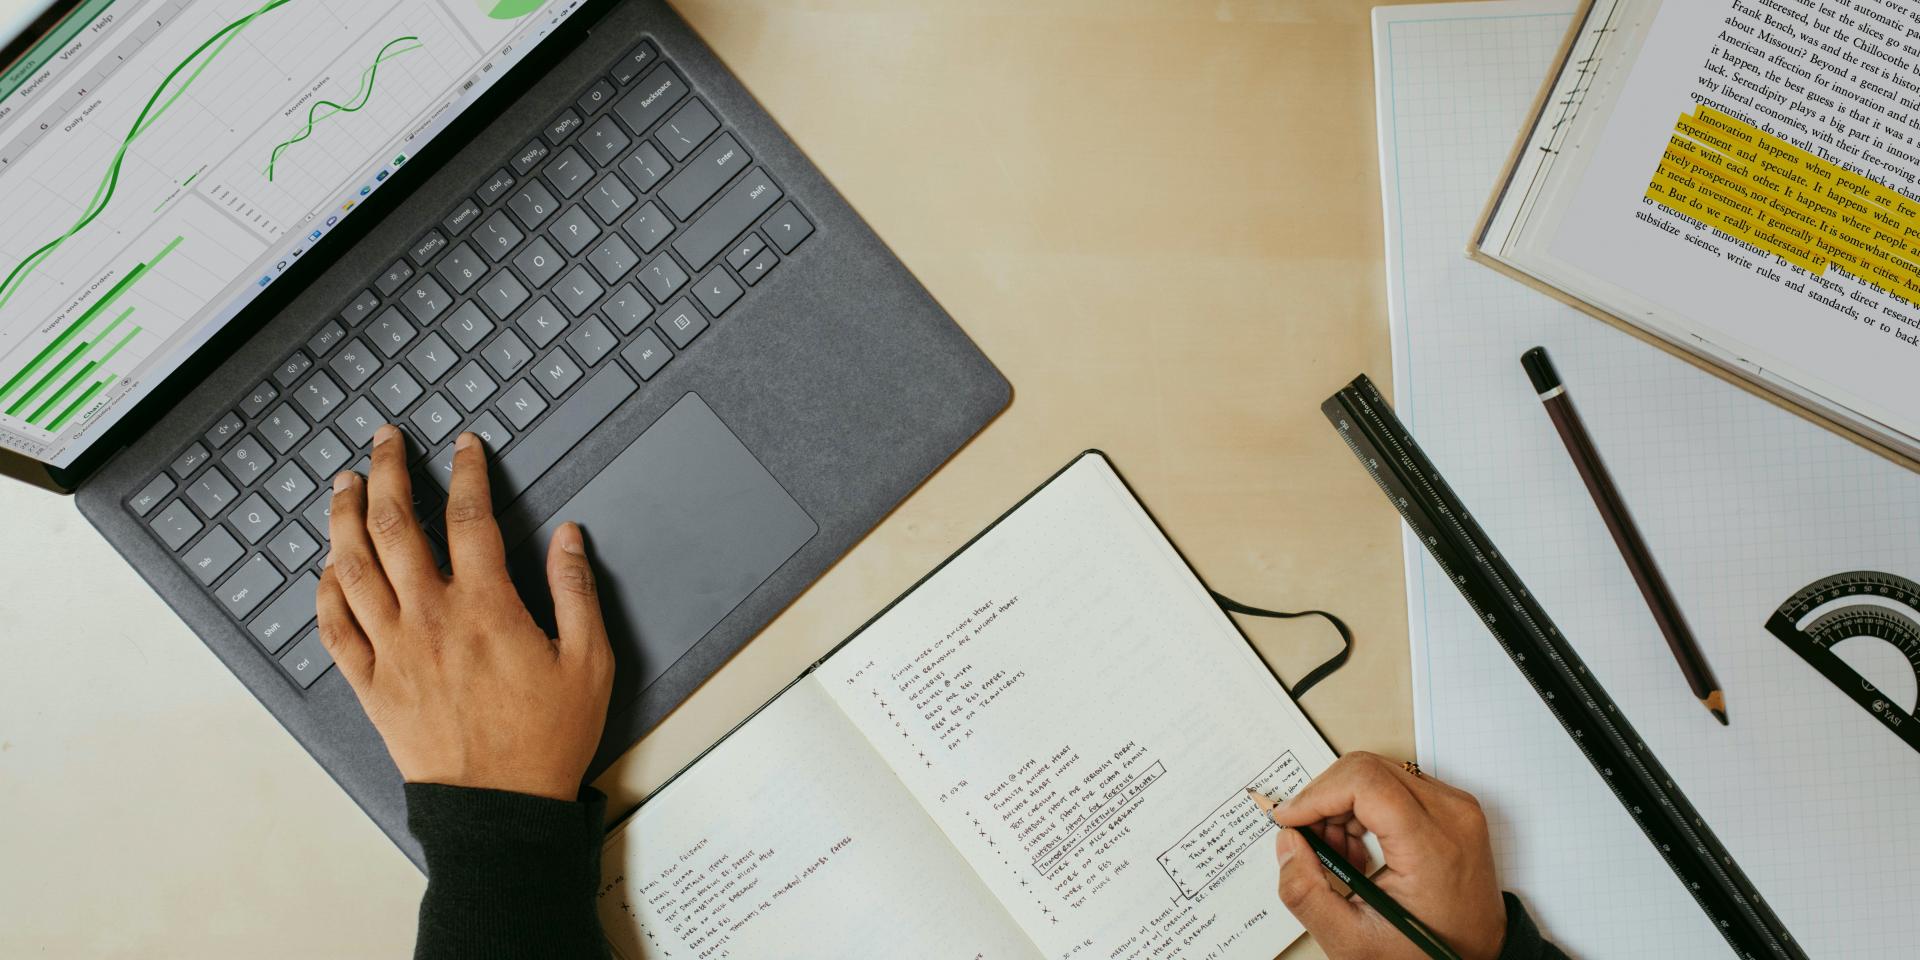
(0, 1, 1434, 956)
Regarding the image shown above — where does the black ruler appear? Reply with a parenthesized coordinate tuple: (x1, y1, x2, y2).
(1322, 374, 1803, 960)
(1766, 571, 1920, 757)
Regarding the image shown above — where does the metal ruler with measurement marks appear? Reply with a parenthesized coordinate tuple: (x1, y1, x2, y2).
(1322, 374, 1804, 960)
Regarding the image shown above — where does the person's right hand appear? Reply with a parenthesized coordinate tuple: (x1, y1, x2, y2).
(1269, 752, 1508, 960)
(316, 426, 614, 802)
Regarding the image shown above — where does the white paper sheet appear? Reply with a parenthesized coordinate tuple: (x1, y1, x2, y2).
(1374, 3, 1920, 956)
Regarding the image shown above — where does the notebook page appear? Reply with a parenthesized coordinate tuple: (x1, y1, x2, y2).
(814, 454, 1337, 960)
(596, 679, 1039, 960)
(1376, 4, 1920, 956)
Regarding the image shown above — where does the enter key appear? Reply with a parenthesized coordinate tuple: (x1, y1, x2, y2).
(659, 133, 750, 220)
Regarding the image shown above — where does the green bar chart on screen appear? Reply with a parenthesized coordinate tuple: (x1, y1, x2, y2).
(31, 324, 138, 427)
(0, 263, 146, 406)
(0, 235, 175, 424)
(8, 340, 94, 418)
(97, 326, 143, 370)
(49, 377, 114, 431)
(29, 361, 98, 425)
(92, 308, 137, 353)
(147, 235, 184, 270)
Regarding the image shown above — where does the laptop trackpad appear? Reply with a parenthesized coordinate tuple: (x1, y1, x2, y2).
(506, 393, 816, 709)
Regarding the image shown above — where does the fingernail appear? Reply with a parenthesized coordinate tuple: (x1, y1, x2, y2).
(559, 522, 585, 554)
(455, 432, 477, 451)
(333, 471, 354, 492)
(374, 424, 399, 446)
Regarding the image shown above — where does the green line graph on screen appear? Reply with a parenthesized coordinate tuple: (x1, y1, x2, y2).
(265, 35, 424, 182)
(0, 0, 585, 460)
(0, 0, 297, 315)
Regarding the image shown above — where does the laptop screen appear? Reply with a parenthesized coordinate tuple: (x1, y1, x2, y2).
(0, 0, 591, 467)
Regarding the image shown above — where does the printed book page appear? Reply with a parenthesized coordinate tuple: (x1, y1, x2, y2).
(1540, 0, 1920, 439)
(595, 679, 1041, 960)
(815, 454, 1338, 960)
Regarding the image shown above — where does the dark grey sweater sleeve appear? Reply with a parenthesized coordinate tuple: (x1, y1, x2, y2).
(406, 783, 612, 960)
(1499, 892, 1571, 960)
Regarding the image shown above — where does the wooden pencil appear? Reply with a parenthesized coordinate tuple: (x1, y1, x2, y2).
(1522, 346, 1727, 725)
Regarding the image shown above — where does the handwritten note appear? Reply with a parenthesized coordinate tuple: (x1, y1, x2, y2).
(597, 682, 1037, 959)
(819, 456, 1338, 959)
(1158, 753, 1309, 899)
(600, 836, 856, 955)
(600, 456, 1340, 960)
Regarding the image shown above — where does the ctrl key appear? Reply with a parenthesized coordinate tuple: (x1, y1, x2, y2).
(277, 627, 334, 689)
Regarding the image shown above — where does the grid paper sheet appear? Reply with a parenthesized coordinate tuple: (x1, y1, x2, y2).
(1374, 3, 1920, 956)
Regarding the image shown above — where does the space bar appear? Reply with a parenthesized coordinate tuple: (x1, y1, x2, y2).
(494, 365, 638, 508)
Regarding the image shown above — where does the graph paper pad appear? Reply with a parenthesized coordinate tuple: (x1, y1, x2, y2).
(1373, 3, 1920, 955)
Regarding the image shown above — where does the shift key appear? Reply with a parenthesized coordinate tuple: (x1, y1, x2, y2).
(249, 573, 319, 653)
(673, 168, 783, 271)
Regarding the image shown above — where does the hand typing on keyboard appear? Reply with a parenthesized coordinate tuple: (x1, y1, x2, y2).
(315, 424, 613, 801)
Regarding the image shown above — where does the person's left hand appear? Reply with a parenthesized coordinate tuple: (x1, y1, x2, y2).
(316, 425, 614, 801)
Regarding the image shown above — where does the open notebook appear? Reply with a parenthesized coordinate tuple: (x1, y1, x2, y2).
(593, 453, 1338, 959)
(1377, 3, 1920, 956)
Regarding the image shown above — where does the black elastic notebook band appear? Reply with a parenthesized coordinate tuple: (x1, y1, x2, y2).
(1209, 590, 1353, 698)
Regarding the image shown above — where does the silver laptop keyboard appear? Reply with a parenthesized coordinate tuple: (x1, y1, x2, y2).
(123, 40, 813, 690)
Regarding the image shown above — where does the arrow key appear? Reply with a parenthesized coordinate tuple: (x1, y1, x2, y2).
(763, 201, 812, 253)
(694, 268, 742, 316)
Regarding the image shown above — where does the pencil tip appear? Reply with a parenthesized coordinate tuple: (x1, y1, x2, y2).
(1704, 690, 1727, 725)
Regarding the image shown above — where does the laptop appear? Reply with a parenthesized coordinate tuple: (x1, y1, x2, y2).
(0, 0, 1007, 864)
